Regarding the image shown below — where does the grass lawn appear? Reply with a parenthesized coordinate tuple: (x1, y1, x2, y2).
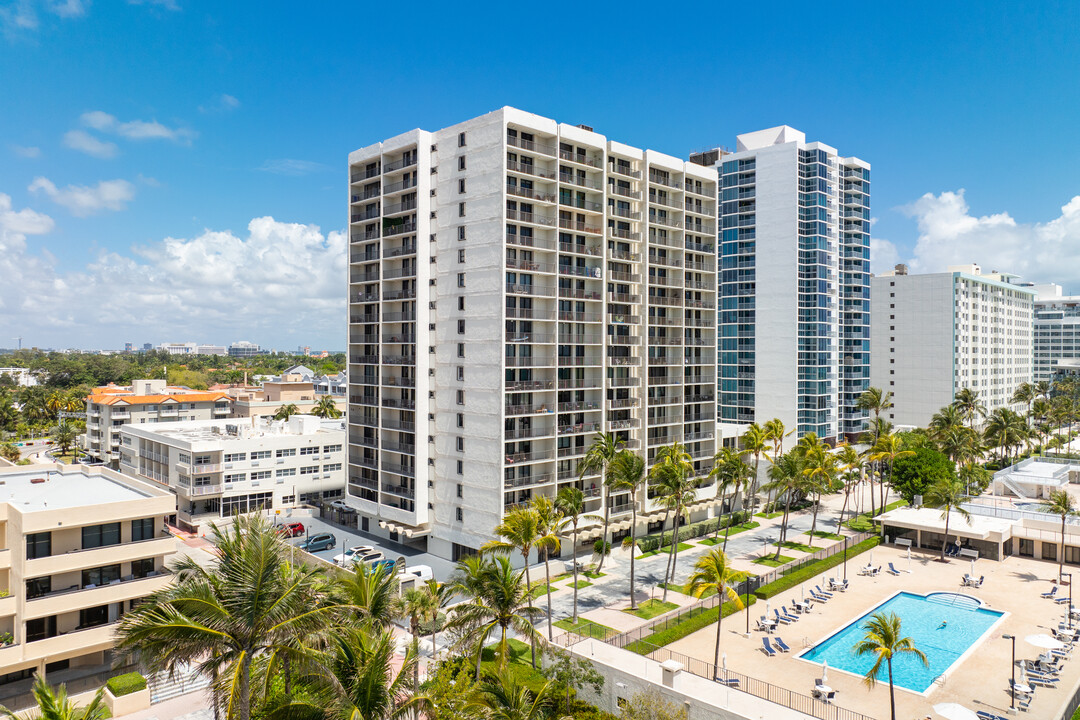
(637, 549, 660, 559)
(477, 639, 546, 691)
(582, 569, 606, 579)
(753, 554, 795, 567)
(526, 572, 573, 600)
(571, 580, 592, 589)
(698, 521, 762, 545)
(553, 618, 617, 640)
(779, 540, 817, 553)
(527, 584, 551, 600)
(661, 571, 754, 598)
(845, 500, 907, 531)
(625, 596, 756, 654)
(807, 530, 845, 541)
(50, 451, 78, 464)
(755, 511, 783, 519)
(623, 598, 678, 619)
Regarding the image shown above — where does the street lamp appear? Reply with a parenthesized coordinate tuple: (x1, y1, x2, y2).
(1002, 634, 1016, 710)
(744, 577, 751, 635)
(843, 535, 849, 581)
(1067, 572, 1074, 630)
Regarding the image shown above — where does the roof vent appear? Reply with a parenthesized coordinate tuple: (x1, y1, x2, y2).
(577, 124, 593, 132)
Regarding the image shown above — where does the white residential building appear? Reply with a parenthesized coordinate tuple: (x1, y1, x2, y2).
(347, 107, 720, 560)
(158, 343, 197, 355)
(1029, 284, 1080, 383)
(0, 368, 37, 387)
(870, 264, 1035, 428)
(118, 415, 345, 531)
(702, 126, 871, 443)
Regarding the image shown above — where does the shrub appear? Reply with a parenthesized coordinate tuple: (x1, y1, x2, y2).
(106, 672, 147, 697)
(625, 595, 756, 653)
(593, 539, 611, 556)
(753, 537, 880, 600)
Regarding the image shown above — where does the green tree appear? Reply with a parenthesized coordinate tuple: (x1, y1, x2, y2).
(611, 451, 646, 609)
(311, 396, 341, 419)
(801, 437, 837, 546)
(0, 674, 108, 720)
(274, 403, 301, 421)
(334, 561, 398, 628)
(925, 475, 971, 562)
(541, 646, 605, 716)
(687, 549, 743, 672)
(395, 587, 435, 700)
(869, 432, 914, 513)
(531, 495, 565, 640)
(1044, 489, 1077, 583)
(857, 387, 894, 444)
(853, 612, 927, 720)
(468, 669, 554, 720)
(51, 421, 77, 457)
(0, 443, 19, 464)
(708, 447, 752, 550)
(889, 446, 956, 505)
(763, 417, 792, 462)
(482, 507, 543, 668)
(761, 450, 806, 560)
(554, 486, 596, 623)
(953, 387, 986, 430)
(740, 423, 769, 514)
(652, 441, 696, 601)
(836, 445, 865, 529)
(419, 578, 450, 659)
(618, 689, 688, 720)
(984, 407, 1029, 465)
(577, 432, 625, 575)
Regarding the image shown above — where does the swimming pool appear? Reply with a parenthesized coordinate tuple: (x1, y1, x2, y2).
(799, 591, 1005, 693)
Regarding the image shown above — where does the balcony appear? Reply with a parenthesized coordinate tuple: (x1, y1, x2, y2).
(25, 571, 171, 620)
(506, 134, 557, 156)
(110, 411, 130, 420)
(507, 160, 556, 179)
(558, 218, 602, 234)
(558, 242, 602, 257)
(381, 462, 415, 478)
(505, 473, 555, 489)
(385, 243, 417, 258)
(648, 173, 682, 189)
(558, 173, 603, 190)
(608, 228, 641, 241)
(609, 164, 641, 179)
(609, 185, 642, 200)
(381, 483, 415, 499)
(505, 449, 555, 464)
(558, 422, 600, 435)
(507, 209, 556, 226)
(505, 380, 554, 392)
(505, 356, 556, 368)
(383, 222, 417, 237)
(383, 155, 417, 173)
(507, 283, 557, 297)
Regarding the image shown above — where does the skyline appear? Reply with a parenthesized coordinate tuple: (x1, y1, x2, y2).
(3, 1, 1080, 348)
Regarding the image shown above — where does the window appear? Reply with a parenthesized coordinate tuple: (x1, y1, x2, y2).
(458, 319, 466, 334)
(224, 452, 246, 463)
(458, 202, 466, 217)
(251, 450, 272, 460)
(457, 272, 465, 287)
(458, 296, 465, 310)
(457, 483, 463, 498)
(457, 460, 463, 475)
(456, 390, 465, 405)
(456, 436, 464, 452)
(323, 444, 342, 453)
(458, 131, 466, 147)
(458, 226, 466, 241)
(251, 470, 272, 481)
(276, 468, 297, 477)
(300, 446, 319, 456)
(178, 453, 191, 464)
(458, 248, 466, 263)
(324, 462, 342, 472)
(79, 605, 110, 628)
(458, 156, 466, 171)
(457, 343, 465, 358)
(300, 466, 319, 475)
(457, 366, 465, 381)
(131, 518, 154, 542)
(456, 412, 464, 428)
(82, 523, 121, 550)
(82, 564, 121, 587)
(131, 558, 155, 578)
(458, 178, 466, 194)
(26, 532, 51, 560)
(276, 448, 296, 458)
(26, 576, 51, 599)
(456, 507, 464, 521)
(224, 473, 246, 483)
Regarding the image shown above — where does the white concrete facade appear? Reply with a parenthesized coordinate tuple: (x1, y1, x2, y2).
(347, 107, 720, 559)
(1031, 284, 1080, 383)
(870, 265, 1035, 428)
(117, 415, 345, 529)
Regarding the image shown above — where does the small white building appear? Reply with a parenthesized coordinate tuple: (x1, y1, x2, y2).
(0, 368, 37, 387)
(118, 415, 345, 531)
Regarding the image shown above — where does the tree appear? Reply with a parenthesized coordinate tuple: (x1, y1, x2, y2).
(761, 450, 806, 560)
(541, 646, 605, 716)
(869, 432, 914, 513)
(740, 423, 769, 514)
(577, 432, 625, 575)
(763, 417, 792, 462)
(394, 587, 435, 700)
(925, 475, 971, 562)
(687, 549, 743, 672)
(984, 408, 1029, 465)
(889, 446, 956, 505)
(835, 445, 865, 529)
(554, 487, 593, 623)
(853, 612, 927, 720)
(51, 421, 76, 457)
(653, 441, 696, 601)
(481, 505, 544, 669)
(419, 578, 449, 660)
(0, 443, 19, 464)
(116, 514, 337, 720)
(708, 447, 752, 550)
(274, 403, 301, 421)
(1044, 489, 1077, 583)
(953, 387, 986, 430)
(531, 495, 565, 641)
(857, 387, 894, 444)
(0, 674, 108, 720)
(335, 561, 398, 628)
(311, 396, 341, 419)
(468, 669, 554, 720)
(0, 394, 19, 433)
(927, 404, 965, 444)
(610, 451, 646, 610)
(801, 437, 837, 546)
(617, 689, 688, 720)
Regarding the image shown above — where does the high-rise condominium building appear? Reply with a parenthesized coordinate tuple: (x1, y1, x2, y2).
(347, 107, 723, 559)
(870, 264, 1035, 428)
(703, 126, 870, 442)
(1029, 284, 1080, 383)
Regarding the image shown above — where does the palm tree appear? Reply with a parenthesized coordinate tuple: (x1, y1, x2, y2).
(0, 443, 19, 464)
(801, 438, 838, 546)
(482, 505, 544, 668)
(116, 514, 337, 720)
(419, 578, 449, 659)
(45, 390, 65, 420)
(869, 432, 914, 513)
(447, 555, 544, 677)
(271, 627, 428, 720)
(274, 403, 301, 421)
(687, 549, 743, 672)
(741, 423, 769, 515)
(1044, 489, 1077, 583)
(0, 674, 108, 720)
(611, 450, 646, 610)
(654, 441, 696, 601)
(857, 387, 894, 444)
(953, 387, 986, 430)
(51, 421, 76, 457)
(708, 447, 752, 550)
(925, 475, 971, 562)
(554, 487, 591, 623)
(531, 495, 565, 641)
(311, 396, 342, 419)
(335, 561, 398, 628)
(928, 404, 965, 444)
(761, 450, 806, 560)
(836, 445, 864, 529)
(395, 587, 435, 700)
(854, 613, 927, 720)
(0, 394, 19, 433)
(468, 669, 554, 720)
(577, 432, 625, 575)
(763, 417, 792, 463)
(984, 408, 1028, 465)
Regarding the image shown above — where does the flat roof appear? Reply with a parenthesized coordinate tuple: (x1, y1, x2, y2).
(0, 466, 152, 511)
(879, 507, 1014, 540)
(123, 417, 345, 444)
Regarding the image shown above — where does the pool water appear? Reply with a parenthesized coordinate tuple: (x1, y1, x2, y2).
(799, 591, 1004, 693)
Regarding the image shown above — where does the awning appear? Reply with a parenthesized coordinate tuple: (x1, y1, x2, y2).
(378, 520, 431, 538)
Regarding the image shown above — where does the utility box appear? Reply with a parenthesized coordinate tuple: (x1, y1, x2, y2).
(660, 659, 683, 688)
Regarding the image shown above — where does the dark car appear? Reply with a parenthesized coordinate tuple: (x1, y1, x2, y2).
(298, 532, 335, 552)
(277, 521, 305, 538)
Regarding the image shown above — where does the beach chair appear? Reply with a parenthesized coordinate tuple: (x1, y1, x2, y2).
(1042, 585, 1059, 599)
(815, 584, 834, 598)
(780, 606, 800, 622)
(809, 589, 829, 602)
(1026, 673, 1059, 688)
(870, 566, 881, 577)
(972, 575, 985, 587)
(773, 609, 793, 625)
(1055, 594, 1070, 605)
(977, 711, 1010, 720)
(774, 637, 792, 653)
(837, 578, 849, 591)
(761, 637, 777, 656)
(717, 675, 740, 687)
(887, 562, 901, 576)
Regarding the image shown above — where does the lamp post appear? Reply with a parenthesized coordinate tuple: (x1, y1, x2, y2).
(1067, 572, 1074, 630)
(1002, 633, 1016, 710)
(744, 578, 751, 635)
(843, 535, 849, 581)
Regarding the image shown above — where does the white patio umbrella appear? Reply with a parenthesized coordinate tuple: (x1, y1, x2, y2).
(721, 652, 727, 671)
(1026, 633, 1066, 650)
(970, 558, 975, 577)
(822, 659, 828, 683)
(932, 702, 980, 720)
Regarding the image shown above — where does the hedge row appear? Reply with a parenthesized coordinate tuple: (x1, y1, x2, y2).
(636, 511, 751, 553)
(625, 595, 757, 654)
(753, 537, 881, 600)
(106, 672, 147, 697)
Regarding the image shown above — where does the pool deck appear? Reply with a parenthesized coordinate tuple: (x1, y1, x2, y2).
(664, 543, 1080, 719)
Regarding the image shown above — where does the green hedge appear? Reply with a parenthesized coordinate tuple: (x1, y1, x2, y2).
(636, 511, 751, 553)
(106, 672, 147, 697)
(753, 537, 881, 600)
(625, 595, 756, 654)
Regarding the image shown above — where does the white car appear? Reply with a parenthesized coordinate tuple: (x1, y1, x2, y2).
(332, 545, 375, 567)
(358, 551, 385, 565)
(399, 564, 433, 582)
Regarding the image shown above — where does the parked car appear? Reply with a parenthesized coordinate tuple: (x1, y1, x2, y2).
(276, 521, 305, 538)
(330, 500, 351, 510)
(357, 550, 385, 565)
(332, 545, 375, 567)
(399, 564, 433, 582)
(298, 533, 336, 552)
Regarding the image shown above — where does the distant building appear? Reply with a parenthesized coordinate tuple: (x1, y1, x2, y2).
(0, 463, 175, 708)
(123, 343, 134, 353)
(226, 378, 322, 418)
(141, 343, 152, 352)
(870, 264, 1035, 428)
(0, 368, 37, 387)
(119, 415, 344, 531)
(82, 380, 231, 466)
(158, 342, 197, 355)
(195, 345, 227, 356)
(314, 370, 347, 398)
(1027, 284, 1080, 383)
(228, 341, 263, 357)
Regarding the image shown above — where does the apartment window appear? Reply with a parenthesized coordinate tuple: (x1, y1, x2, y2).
(324, 462, 342, 472)
(457, 272, 465, 287)
(26, 577, 51, 599)
(458, 249, 466, 263)
(456, 460, 463, 475)
(456, 412, 464, 428)
(26, 532, 51, 559)
(457, 366, 465, 381)
(457, 483, 463, 498)
(276, 448, 296, 458)
(456, 390, 465, 405)
(457, 507, 464, 522)
(79, 605, 110, 628)
(224, 452, 246, 463)
(459, 178, 466, 194)
(82, 523, 121, 549)
(178, 453, 191, 464)
(131, 518, 154, 542)
(458, 226, 466, 241)
(225, 473, 246, 483)
(300, 446, 319, 456)
(458, 319, 466, 334)
(251, 470, 271, 481)
(131, 558, 155, 578)
(456, 437, 464, 452)
(458, 202, 466, 217)
(323, 444, 342, 453)
(458, 343, 465, 358)
(82, 564, 121, 587)
(276, 468, 297, 477)
(458, 131, 466, 147)
(251, 450, 272, 460)
(300, 466, 319, 475)
(458, 156, 466, 171)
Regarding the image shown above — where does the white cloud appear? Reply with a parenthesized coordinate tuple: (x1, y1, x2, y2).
(127, 0, 180, 9)
(63, 129, 118, 158)
(258, 159, 329, 176)
(28, 176, 135, 216)
(900, 190, 1080, 286)
(46, 0, 86, 18)
(1, 0, 87, 34)
(12, 145, 41, 158)
(0, 211, 345, 348)
(869, 236, 900, 276)
(0, 193, 54, 236)
(199, 93, 239, 114)
(80, 110, 195, 144)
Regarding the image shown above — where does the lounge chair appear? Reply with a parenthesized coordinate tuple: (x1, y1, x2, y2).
(773, 609, 793, 625)
(774, 637, 792, 653)
(1026, 673, 1058, 688)
(815, 585, 834, 598)
(717, 676, 740, 687)
(972, 575, 985, 587)
(780, 606, 800, 622)
(809, 589, 829, 602)
(1043, 585, 1059, 599)
(836, 578, 849, 591)
(761, 637, 777, 656)
(1055, 595, 1071, 605)
(977, 711, 1010, 720)
(887, 562, 901, 576)
(1024, 659, 1059, 675)
(870, 566, 881, 577)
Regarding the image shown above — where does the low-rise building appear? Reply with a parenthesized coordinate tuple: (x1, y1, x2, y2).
(227, 379, 323, 419)
(228, 341, 263, 357)
(0, 463, 176, 708)
(82, 380, 231, 466)
(0, 368, 37, 387)
(118, 415, 345, 531)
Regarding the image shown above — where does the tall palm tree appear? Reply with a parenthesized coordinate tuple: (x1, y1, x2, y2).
(45, 390, 65, 421)
(0, 394, 19, 433)
(116, 514, 338, 720)
(835, 445, 864, 529)
(1032, 397, 1053, 454)
(554, 487, 593, 623)
(707, 447, 752, 551)
(274, 403, 301, 421)
(394, 587, 435, 700)
(928, 404, 965, 444)
(925, 475, 971, 562)
(687, 549, 743, 672)
(482, 506, 542, 609)
(869, 432, 914, 513)
(763, 417, 792, 463)
(311, 396, 342, 419)
(577, 432, 625, 574)
(335, 561, 398, 628)
(1013, 382, 1037, 445)
(741, 423, 769, 515)
(801, 438, 838, 546)
(983, 408, 1028, 465)
(0, 674, 108, 720)
(654, 441, 696, 601)
(761, 450, 806, 560)
(51, 421, 76, 457)
(270, 626, 428, 720)
(856, 387, 894, 444)
(611, 450, 646, 609)
(1044, 489, 1077, 583)
(419, 578, 449, 659)
(953, 387, 986, 430)
(0, 443, 20, 463)
(468, 670, 554, 720)
(447, 556, 544, 676)
(854, 612, 927, 720)
(530, 495, 565, 640)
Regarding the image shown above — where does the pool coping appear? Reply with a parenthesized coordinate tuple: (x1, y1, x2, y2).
(794, 589, 1011, 697)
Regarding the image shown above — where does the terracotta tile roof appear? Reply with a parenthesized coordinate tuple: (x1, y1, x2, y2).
(87, 388, 230, 406)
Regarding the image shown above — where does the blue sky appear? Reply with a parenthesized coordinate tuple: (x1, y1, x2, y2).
(2, 0, 1080, 350)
